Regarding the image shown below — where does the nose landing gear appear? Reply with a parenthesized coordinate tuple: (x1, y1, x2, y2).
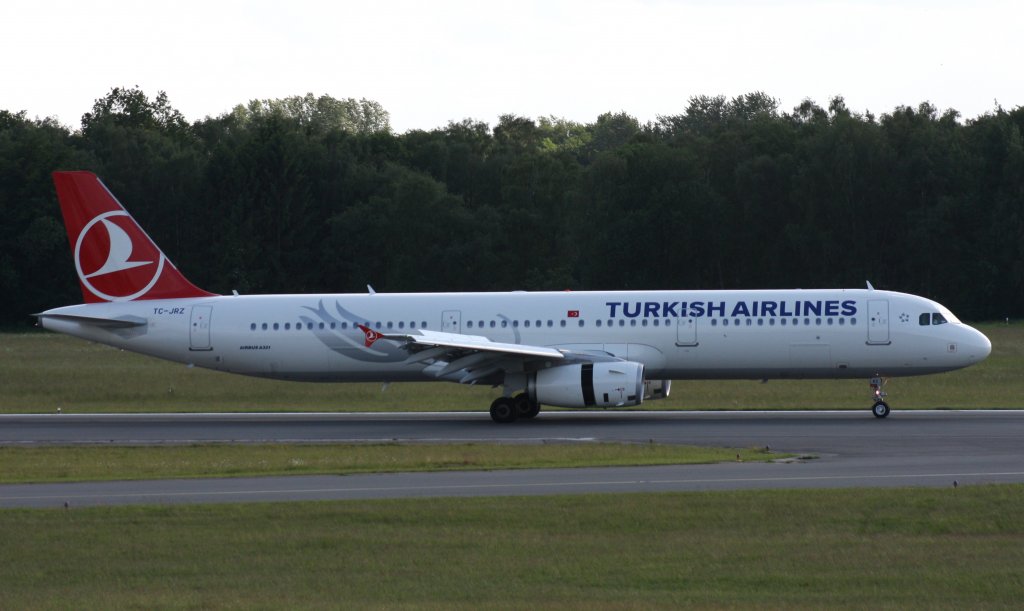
(870, 377, 890, 418)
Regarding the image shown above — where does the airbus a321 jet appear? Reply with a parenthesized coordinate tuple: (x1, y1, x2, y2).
(37, 172, 992, 422)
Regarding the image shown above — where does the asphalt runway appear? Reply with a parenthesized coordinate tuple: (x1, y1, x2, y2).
(2, 410, 1023, 508)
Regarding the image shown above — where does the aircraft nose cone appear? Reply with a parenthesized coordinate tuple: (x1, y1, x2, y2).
(969, 327, 992, 361)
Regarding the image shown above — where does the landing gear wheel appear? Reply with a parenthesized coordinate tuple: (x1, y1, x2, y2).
(490, 397, 518, 423)
(869, 377, 890, 419)
(514, 393, 541, 419)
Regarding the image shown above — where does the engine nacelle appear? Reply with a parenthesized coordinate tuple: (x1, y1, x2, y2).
(643, 379, 672, 401)
(531, 362, 645, 408)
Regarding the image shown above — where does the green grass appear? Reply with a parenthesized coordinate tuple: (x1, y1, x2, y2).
(2, 323, 1021, 413)
(0, 443, 781, 484)
(1, 487, 1022, 608)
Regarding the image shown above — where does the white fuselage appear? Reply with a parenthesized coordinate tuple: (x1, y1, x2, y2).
(40, 288, 991, 383)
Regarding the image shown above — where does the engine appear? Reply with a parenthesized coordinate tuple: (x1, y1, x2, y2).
(643, 378, 672, 401)
(530, 362, 646, 408)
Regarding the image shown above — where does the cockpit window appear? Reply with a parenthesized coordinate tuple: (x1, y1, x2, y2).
(920, 312, 949, 326)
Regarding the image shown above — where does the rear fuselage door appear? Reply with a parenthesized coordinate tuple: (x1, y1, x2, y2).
(189, 305, 213, 351)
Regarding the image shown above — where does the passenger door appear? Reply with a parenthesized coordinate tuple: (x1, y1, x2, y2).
(867, 299, 890, 345)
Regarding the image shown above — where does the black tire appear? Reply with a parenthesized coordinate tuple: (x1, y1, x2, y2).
(872, 401, 890, 418)
(514, 393, 541, 419)
(490, 397, 518, 423)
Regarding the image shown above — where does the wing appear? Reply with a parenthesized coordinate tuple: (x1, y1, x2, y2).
(357, 325, 616, 385)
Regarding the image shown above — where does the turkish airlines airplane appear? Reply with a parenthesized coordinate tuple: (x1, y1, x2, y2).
(37, 171, 992, 422)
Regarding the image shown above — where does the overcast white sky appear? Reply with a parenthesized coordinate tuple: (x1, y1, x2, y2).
(4, 0, 1021, 132)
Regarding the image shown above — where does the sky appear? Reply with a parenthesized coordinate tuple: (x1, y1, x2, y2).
(4, 0, 1022, 132)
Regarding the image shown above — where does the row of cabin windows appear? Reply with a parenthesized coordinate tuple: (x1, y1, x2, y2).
(249, 321, 430, 332)
(469, 319, 567, 329)
(710, 317, 857, 327)
(249, 317, 858, 332)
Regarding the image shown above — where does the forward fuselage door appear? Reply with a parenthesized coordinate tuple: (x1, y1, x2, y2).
(189, 305, 213, 351)
(867, 299, 890, 345)
(442, 310, 461, 334)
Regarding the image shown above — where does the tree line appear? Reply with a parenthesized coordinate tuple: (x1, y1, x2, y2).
(1, 87, 1022, 327)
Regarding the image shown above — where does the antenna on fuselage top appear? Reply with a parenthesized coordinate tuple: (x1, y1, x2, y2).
(367, 285, 377, 295)
(866, 281, 875, 291)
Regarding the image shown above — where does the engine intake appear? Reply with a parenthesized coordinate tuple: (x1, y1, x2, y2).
(530, 362, 645, 408)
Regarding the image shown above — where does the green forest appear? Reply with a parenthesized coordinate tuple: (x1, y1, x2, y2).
(1, 87, 1022, 328)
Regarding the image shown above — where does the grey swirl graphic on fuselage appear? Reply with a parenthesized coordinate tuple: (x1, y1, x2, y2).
(496, 314, 521, 344)
(300, 300, 406, 363)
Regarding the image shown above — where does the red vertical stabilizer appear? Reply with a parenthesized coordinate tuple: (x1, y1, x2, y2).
(52, 171, 216, 303)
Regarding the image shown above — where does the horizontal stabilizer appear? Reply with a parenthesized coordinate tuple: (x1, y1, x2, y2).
(35, 313, 147, 329)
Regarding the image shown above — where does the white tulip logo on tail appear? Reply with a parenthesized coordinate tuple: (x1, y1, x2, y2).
(74, 210, 166, 301)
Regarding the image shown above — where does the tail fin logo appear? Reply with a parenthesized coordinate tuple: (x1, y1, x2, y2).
(75, 211, 166, 301)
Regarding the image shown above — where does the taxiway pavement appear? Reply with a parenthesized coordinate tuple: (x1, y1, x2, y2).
(1, 410, 1021, 507)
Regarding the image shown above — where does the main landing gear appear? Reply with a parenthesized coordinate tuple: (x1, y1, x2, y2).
(870, 377, 890, 418)
(489, 393, 541, 423)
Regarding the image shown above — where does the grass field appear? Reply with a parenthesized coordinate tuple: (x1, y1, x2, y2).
(2, 328, 1021, 608)
(0, 443, 781, 484)
(1, 486, 1022, 608)
(1, 323, 1020, 413)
